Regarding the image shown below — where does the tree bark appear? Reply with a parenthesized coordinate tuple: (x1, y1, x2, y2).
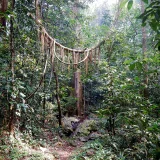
(9, 0, 16, 135)
(141, 0, 149, 98)
(53, 66, 62, 126)
(74, 69, 83, 117)
(35, 0, 41, 24)
(0, 0, 8, 29)
(73, 0, 81, 48)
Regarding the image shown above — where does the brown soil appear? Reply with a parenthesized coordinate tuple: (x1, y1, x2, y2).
(53, 140, 84, 160)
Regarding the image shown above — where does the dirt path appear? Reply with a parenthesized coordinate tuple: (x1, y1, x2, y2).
(42, 130, 84, 160)
(52, 140, 84, 160)
(12, 130, 85, 160)
(18, 139, 83, 160)
(54, 143, 76, 160)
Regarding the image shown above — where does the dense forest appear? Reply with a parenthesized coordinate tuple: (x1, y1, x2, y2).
(0, 0, 160, 159)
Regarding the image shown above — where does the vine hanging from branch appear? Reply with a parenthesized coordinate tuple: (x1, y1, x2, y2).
(39, 26, 103, 69)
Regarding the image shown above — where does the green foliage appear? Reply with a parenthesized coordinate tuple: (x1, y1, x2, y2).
(127, 0, 133, 10)
(0, 0, 160, 160)
(79, 5, 160, 159)
(139, 0, 160, 50)
(72, 106, 160, 159)
(120, 0, 160, 50)
(120, 0, 148, 10)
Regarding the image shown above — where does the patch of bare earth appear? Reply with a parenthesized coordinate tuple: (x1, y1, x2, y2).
(52, 140, 84, 160)
(41, 129, 83, 159)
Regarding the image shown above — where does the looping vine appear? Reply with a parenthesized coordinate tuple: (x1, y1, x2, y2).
(54, 50, 90, 65)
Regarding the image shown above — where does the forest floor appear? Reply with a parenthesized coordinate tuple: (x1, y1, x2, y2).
(25, 129, 85, 160)
(1, 116, 100, 159)
(53, 140, 84, 160)
(38, 128, 85, 160)
(21, 138, 83, 160)
(0, 129, 85, 160)
(40, 128, 84, 160)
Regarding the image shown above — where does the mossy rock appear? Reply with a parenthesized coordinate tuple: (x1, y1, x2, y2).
(75, 120, 98, 136)
(89, 132, 103, 140)
(61, 117, 79, 136)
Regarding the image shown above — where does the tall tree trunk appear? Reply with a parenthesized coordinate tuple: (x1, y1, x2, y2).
(74, 69, 83, 117)
(0, 0, 8, 30)
(53, 66, 62, 126)
(35, 0, 41, 24)
(73, 0, 81, 48)
(9, 0, 16, 135)
(141, 0, 149, 98)
(72, 0, 83, 117)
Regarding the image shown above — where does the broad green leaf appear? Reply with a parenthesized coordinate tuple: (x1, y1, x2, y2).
(151, 105, 158, 109)
(149, 21, 158, 31)
(124, 59, 133, 65)
(142, 22, 146, 27)
(129, 63, 135, 71)
(136, 62, 142, 71)
(120, 0, 128, 9)
(142, 0, 148, 4)
(134, 76, 140, 82)
(127, 0, 133, 10)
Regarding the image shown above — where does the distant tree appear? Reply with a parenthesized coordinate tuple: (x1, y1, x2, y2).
(141, 0, 149, 98)
(0, 0, 8, 30)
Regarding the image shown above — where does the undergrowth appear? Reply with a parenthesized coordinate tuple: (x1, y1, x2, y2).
(0, 129, 57, 160)
(70, 111, 160, 160)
